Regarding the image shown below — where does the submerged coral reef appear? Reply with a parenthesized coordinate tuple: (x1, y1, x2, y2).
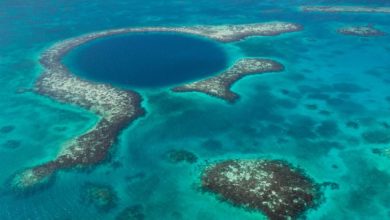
(202, 159, 322, 220)
(80, 182, 118, 212)
(165, 149, 198, 164)
(362, 129, 390, 144)
(372, 148, 390, 159)
(116, 205, 145, 220)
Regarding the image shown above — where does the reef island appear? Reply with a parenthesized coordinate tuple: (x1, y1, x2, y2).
(9, 22, 302, 193)
(300, 6, 390, 14)
(202, 159, 322, 220)
(337, 25, 385, 37)
(173, 58, 284, 102)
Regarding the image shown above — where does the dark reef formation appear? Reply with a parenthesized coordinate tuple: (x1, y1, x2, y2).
(173, 58, 284, 102)
(116, 205, 145, 220)
(165, 149, 198, 164)
(80, 182, 118, 212)
(202, 159, 322, 220)
(9, 22, 302, 193)
(362, 129, 390, 144)
(372, 148, 390, 159)
(346, 121, 359, 129)
(2, 140, 21, 149)
(0, 125, 15, 134)
(338, 25, 385, 37)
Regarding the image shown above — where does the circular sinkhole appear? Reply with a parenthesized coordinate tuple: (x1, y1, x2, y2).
(63, 32, 229, 88)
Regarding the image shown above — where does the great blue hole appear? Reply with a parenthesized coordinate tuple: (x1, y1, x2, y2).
(64, 32, 229, 88)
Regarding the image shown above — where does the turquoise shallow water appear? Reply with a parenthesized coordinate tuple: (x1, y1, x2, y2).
(0, 0, 390, 219)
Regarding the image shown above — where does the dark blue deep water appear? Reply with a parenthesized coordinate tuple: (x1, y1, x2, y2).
(65, 33, 228, 88)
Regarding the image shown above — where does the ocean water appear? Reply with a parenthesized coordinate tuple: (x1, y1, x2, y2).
(0, 0, 390, 219)
(64, 33, 228, 88)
